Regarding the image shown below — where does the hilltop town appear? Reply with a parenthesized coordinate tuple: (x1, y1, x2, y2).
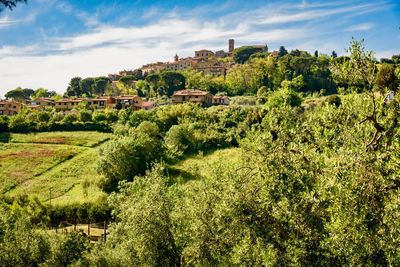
(0, 39, 266, 116)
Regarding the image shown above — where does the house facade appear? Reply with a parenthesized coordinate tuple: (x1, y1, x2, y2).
(115, 95, 143, 110)
(213, 95, 230, 105)
(0, 100, 24, 115)
(171, 89, 213, 106)
(86, 97, 116, 109)
(55, 98, 85, 111)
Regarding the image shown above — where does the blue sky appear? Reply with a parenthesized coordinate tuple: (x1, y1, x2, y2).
(0, 0, 399, 96)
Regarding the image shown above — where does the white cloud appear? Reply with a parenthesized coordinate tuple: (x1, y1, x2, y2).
(260, 2, 385, 25)
(345, 23, 374, 32)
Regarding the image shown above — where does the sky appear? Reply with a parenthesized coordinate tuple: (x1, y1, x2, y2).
(0, 0, 399, 97)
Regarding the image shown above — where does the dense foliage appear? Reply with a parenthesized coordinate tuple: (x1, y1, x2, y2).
(82, 90, 400, 266)
(0, 108, 117, 133)
(1, 40, 400, 266)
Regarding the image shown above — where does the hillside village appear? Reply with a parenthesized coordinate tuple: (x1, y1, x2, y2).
(0, 39, 258, 116)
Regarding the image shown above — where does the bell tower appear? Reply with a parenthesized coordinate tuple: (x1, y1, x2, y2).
(174, 54, 179, 62)
(229, 39, 235, 53)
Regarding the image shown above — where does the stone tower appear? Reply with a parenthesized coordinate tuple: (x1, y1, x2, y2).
(229, 39, 235, 53)
(174, 54, 179, 62)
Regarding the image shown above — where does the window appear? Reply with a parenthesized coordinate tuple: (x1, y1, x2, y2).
(100, 101, 105, 106)
(0, 111, 2, 114)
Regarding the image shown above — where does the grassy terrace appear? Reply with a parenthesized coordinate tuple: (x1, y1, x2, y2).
(167, 147, 242, 185)
(1, 131, 111, 147)
(0, 131, 111, 205)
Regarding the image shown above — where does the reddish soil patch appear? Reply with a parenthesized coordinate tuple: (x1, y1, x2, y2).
(0, 149, 56, 159)
(32, 138, 66, 144)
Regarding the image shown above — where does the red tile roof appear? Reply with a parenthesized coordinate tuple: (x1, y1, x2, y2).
(117, 95, 139, 100)
(172, 89, 210, 96)
(56, 98, 85, 103)
(141, 101, 154, 107)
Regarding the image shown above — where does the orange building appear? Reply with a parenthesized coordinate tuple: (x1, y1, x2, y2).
(55, 98, 85, 111)
(171, 89, 213, 106)
(0, 99, 24, 115)
(115, 95, 143, 110)
(212, 95, 230, 105)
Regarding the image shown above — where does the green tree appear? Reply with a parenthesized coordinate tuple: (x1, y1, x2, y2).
(45, 232, 89, 266)
(83, 165, 180, 266)
(145, 73, 161, 93)
(5, 87, 34, 101)
(164, 124, 194, 157)
(93, 77, 110, 96)
(32, 88, 57, 99)
(233, 46, 264, 64)
(225, 64, 260, 95)
(97, 123, 163, 192)
(160, 71, 186, 96)
(278, 46, 288, 57)
(331, 38, 376, 91)
(80, 78, 95, 96)
(0, 204, 50, 266)
(65, 77, 82, 97)
(375, 63, 397, 92)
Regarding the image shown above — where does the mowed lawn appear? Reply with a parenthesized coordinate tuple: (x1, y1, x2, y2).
(0, 131, 110, 204)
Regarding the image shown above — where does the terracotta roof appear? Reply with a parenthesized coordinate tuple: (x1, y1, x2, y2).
(117, 95, 139, 100)
(172, 89, 210, 96)
(213, 95, 229, 99)
(195, 49, 214, 53)
(141, 101, 154, 107)
(26, 105, 41, 108)
(87, 98, 108, 102)
(0, 99, 21, 104)
(56, 98, 85, 103)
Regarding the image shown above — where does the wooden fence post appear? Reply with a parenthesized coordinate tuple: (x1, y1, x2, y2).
(103, 221, 107, 243)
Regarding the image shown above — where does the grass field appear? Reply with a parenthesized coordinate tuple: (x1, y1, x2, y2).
(167, 148, 242, 184)
(2, 131, 111, 147)
(0, 131, 110, 204)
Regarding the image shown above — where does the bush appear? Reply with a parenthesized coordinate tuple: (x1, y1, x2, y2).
(92, 111, 107, 122)
(79, 110, 92, 122)
(164, 124, 194, 157)
(266, 87, 302, 109)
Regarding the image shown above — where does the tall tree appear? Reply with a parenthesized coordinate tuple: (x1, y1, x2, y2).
(80, 78, 95, 96)
(93, 77, 110, 96)
(65, 77, 82, 97)
(330, 38, 376, 91)
(32, 88, 57, 98)
(160, 71, 186, 96)
(233, 46, 264, 64)
(5, 87, 34, 100)
(278, 46, 288, 57)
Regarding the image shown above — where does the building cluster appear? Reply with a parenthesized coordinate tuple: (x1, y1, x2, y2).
(0, 95, 155, 115)
(140, 39, 236, 77)
(0, 90, 229, 116)
(171, 90, 229, 106)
